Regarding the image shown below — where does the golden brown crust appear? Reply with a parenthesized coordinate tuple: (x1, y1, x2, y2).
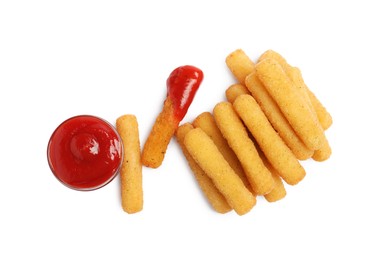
(141, 98, 179, 168)
(255, 58, 326, 151)
(312, 136, 332, 161)
(226, 49, 255, 85)
(213, 102, 275, 195)
(193, 112, 255, 195)
(116, 115, 143, 213)
(289, 67, 332, 160)
(259, 49, 332, 130)
(184, 128, 256, 215)
(245, 72, 313, 160)
(176, 123, 232, 214)
(264, 168, 287, 203)
(288, 67, 316, 114)
(307, 87, 333, 130)
(233, 94, 306, 185)
(253, 142, 286, 202)
(225, 83, 250, 103)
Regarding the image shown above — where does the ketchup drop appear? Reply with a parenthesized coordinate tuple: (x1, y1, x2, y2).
(166, 65, 204, 122)
(47, 115, 122, 191)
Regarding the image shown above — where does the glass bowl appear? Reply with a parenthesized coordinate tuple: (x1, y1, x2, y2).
(47, 115, 123, 191)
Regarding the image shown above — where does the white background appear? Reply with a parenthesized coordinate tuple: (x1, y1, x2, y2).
(1, 1, 368, 259)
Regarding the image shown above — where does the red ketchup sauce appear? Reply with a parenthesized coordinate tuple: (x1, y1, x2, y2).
(47, 115, 122, 191)
(167, 65, 204, 122)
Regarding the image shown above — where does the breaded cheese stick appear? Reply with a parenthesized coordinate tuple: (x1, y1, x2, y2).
(142, 65, 203, 168)
(258, 52, 332, 158)
(259, 51, 316, 114)
(245, 73, 313, 160)
(255, 58, 326, 151)
(259, 49, 287, 65)
(225, 83, 250, 103)
(288, 66, 316, 113)
(193, 112, 255, 195)
(251, 141, 286, 202)
(176, 123, 232, 214)
(259, 50, 294, 78)
(116, 115, 143, 214)
(226, 49, 255, 85)
(184, 128, 256, 215)
(264, 163, 287, 202)
(259, 50, 332, 130)
(312, 137, 332, 161)
(259, 51, 319, 126)
(213, 102, 274, 195)
(286, 68, 333, 161)
(141, 98, 177, 168)
(233, 95, 306, 185)
(289, 68, 332, 161)
(306, 87, 333, 130)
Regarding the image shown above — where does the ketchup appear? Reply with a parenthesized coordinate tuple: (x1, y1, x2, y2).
(47, 115, 122, 191)
(166, 65, 204, 122)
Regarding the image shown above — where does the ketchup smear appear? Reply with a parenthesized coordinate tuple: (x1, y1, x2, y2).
(167, 65, 204, 122)
(47, 115, 122, 191)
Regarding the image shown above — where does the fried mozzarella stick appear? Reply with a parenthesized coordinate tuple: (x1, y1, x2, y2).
(193, 112, 255, 195)
(251, 136, 287, 202)
(176, 123, 232, 214)
(312, 137, 332, 162)
(184, 128, 256, 215)
(255, 58, 326, 151)
(213, 102, 274, 195)
(225, 49, 255, 85)
(289, 67, 332, 161)
(263, 161, 287, 202)
(116, 115, 143, 214)
(245, 72, 313, 160)
(233, 95, 306, 185)
(225, 83, 250, 103)
(306, 86, 333, 130)
(259, 50, 332, 130)
(258, 51, 332, 160)
(142, 66, 203, 168)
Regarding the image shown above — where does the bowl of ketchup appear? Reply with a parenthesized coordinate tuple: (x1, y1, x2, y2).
(47, 115, 123, 191)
